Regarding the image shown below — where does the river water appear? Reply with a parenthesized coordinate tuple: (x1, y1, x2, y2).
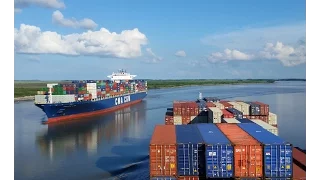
(14, 81, 306, 180)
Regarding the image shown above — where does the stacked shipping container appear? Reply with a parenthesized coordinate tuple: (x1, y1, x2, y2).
(35, 80, 147, 103)
(216, 124, 263, 179)
(172, 101, 200, 125)
(237, 123, 293, 179)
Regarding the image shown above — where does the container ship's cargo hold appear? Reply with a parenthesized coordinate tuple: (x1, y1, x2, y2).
(237, 123, 293, 179)
(216, 123, 263, 179)
(34, 69, 147, 124)
(155, 96, 305, 180)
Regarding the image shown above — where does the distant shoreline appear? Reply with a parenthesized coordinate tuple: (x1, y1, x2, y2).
(14, 80, 276, 100)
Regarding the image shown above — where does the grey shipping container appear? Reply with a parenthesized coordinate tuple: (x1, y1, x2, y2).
(246, 102, 261, 115)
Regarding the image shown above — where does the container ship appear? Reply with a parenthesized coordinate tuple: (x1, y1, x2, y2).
(34, 69, 147, 124)
(150, 95, 306, 180)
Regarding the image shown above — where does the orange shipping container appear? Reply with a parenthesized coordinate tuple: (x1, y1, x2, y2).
(206, 102, 216, 107)
(178, 176, 199, 180)
(216, 124, 263, 178)
(293, 163, 306, 180)
(293, 147, 306, 167)
(149, 125, 177, 177)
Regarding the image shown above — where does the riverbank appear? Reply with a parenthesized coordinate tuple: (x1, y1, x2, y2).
(14, 79, 275, 99)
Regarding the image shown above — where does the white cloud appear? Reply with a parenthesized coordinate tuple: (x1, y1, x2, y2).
(14, 24, 148, 59)
(14, 0, 65, 10)
(260, 41, 306, 67)
(145, 48, 162, 63)
(207, 49, 254, 63)
(202, 22, 306, 51)
(175, 50, 186, 57)
(207, 40, 306, 67)
(52, 10, 98, 30)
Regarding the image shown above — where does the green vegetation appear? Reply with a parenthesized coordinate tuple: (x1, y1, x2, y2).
(146, 79, 275, 89)
(14, 79, 274, 98)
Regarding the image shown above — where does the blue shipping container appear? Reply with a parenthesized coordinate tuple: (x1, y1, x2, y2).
(175, 125, 205, 177)
(195, 124, 233, 178)
(237, 123, 293, 178)
(150, 177, 176, 180)
(236, 118, 254, 123)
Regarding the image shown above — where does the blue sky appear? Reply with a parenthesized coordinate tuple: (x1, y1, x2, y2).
(14, 0, 306, 80)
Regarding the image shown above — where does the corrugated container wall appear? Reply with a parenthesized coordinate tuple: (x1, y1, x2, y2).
(226, 108, 243, 119)
(222, 118, 240, 123)
(246, 102, 261, 115)
(207, 107, 222, 123)
(237, 123, 293, 179)
(216, 124, 263, 178)
(150, 125, 177, 178)
(195, 124, 234, 179)
(175, 125, 205, 177)
(213, 102, 224, 109)
(228, 101, 242, 112)
(236, 102, 250, 115)
(178, 176, 199, 180)
(251, 119, 278, 136)
(174, 116, 182, 125)
(292, 147, 306, 167)
(221, 109, 233, 118)
(268, 112, 278, 126)
(254, 101, 269, 115)
(293, 163, 306, 180)
(150, 177, 177, 180)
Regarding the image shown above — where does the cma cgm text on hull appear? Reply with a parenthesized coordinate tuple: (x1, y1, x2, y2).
(34, 69, 148, 124)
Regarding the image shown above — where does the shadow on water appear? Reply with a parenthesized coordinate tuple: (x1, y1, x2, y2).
(95, 137, 150, 179)
(33, 100, 152, 179)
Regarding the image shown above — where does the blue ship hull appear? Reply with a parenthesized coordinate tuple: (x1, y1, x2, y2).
(35, 91, 147, 123)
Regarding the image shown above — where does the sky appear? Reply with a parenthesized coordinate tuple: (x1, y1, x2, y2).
(14, 0, 306, 80)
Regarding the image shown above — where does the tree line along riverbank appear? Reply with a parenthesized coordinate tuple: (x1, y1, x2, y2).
(14, 79, 276, 100)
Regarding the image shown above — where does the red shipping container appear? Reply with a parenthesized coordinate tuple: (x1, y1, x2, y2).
(216, 124, 263, 178)
(149, 125, 177, 177)
(293, 163, 306, 180)
(206, 102, 216, 107)
(220, 101, 233, 109)
(257, 115, 268, 122)
(293, 147, 306, 167)
(173, 101, 182, 116)
(253, 101, 270, 116)
(182, 116, 191, 125)
(221, 109, 233, 118)
(178, 176, 199, 180)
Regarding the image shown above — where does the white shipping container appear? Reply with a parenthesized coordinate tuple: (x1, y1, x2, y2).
(207, 107, 222, 123)
(213, 102, 224, 109)
(251, 119, 278, 136)
(228, 102, 242, 111)
(190, 116, 208, 124)
(86, 83, 96, 87)
(174, 115, 182, 125)
(222, 118, 240, 123)
(236, 102, 250, 115)
(268, 112, 278, 125)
